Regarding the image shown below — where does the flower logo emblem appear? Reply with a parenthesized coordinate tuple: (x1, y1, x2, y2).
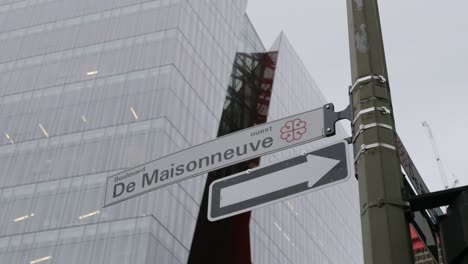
(280, 118, 307, 142)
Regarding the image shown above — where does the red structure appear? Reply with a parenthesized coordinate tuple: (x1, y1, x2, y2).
(188, 52, 278, 264)
(410, 225, 440, 264)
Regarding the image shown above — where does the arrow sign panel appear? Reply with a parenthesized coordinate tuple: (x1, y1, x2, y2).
(104, 106, 327, 207)
(208, 140, 351, 221)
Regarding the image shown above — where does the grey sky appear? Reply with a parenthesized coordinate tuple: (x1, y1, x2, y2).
(247, 1, 468, 191)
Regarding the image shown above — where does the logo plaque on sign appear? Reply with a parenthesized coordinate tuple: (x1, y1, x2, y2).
(280, 118, 307, 142)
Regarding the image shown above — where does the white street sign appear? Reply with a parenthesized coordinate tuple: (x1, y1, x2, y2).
(105, 107, 325, 207)
(208, 140, 351, 221)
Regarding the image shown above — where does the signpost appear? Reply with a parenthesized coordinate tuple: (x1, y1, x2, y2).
(208, 140, 351, 221)
(105, 106, 329, 207)
(347, 1, 413, 262)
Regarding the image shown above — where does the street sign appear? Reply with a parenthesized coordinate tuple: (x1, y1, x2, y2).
(104, 107, 328, 207)
(397, 135, 443, 222)
(208, 140, 351, 221)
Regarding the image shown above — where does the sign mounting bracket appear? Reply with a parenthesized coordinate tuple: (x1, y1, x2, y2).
(323, 103, 352, 137)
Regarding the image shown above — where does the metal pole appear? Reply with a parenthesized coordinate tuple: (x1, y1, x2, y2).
(346, 1, 414, 263)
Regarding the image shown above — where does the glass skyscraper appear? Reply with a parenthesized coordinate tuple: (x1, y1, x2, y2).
(0, 0, 362, 263)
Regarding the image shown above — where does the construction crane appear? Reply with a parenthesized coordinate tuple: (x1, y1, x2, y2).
(421, 121, 459, 189)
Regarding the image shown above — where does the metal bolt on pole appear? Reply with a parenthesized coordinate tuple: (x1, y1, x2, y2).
(347, 1, 414, 263)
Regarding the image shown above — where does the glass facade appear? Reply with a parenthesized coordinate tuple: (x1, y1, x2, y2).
(247, 34, 362, 264)
(0, 1, 362, 263)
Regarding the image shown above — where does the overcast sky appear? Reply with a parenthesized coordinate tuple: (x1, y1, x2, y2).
(247, 1, 468, 192)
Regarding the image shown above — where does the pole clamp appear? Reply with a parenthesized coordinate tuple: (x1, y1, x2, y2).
(352, 123, 394, 143)
(361, 198, 410, 216)
(349, 74, 387, 94)
(352, 106, 391, 125)
(354, 143, 396, 163)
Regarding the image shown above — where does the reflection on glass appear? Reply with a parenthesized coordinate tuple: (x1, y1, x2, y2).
(81, 115, 87, 123)
(79, 210, 100, 220)
(4, 133, 14, 144)
(287, 201, 299, 216)
(30, 256, 52, 264)
(86, 70, 98, 76)
(13, 213, 35, 222)
(130, 106, 139, 120)
(38, 123, 49, 138)
(274, 222, 282, 231)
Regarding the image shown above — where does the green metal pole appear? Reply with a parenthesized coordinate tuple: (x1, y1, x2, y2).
(346, 1, 414, 263)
